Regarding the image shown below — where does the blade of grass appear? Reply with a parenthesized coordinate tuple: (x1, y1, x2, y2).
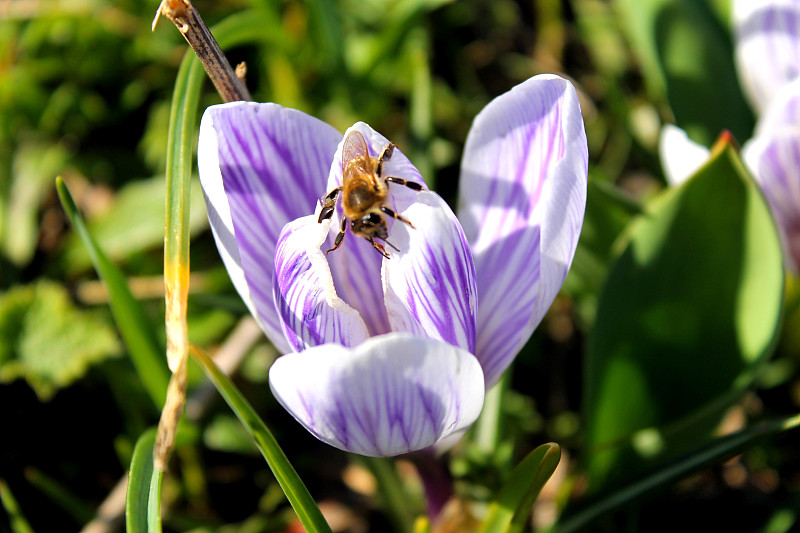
(190, 346, 332, 533)
(162, 7, 297, 376)
(478, 443, 561, 533)
(0, 480, 35, 533)
(156, 7, 291, 469)
(557, 414, 800, 533)
(56, 177, 169, 409)
(126, 428, 163, 533)
(302, 0, 344, 73)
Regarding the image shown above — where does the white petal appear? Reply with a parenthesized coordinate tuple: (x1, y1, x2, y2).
(382, 191, 478, 353)
(273, 215, 370, 350)
(659, 124, 711, 186)
(320, 123, 428, 336)
(268, 333, 485, 457)
(734, 0, 800, 114)
(198, 102, 341, 352)
(458, 74, 588, 387)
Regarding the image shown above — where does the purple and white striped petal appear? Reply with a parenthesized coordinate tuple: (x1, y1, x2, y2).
(273, 215, 370, 351)
(734, 0, 800, 115)
(659, 124, 711, 186)
(383, 191, 478, 353)
(753, 77, 800, 137)
(268, 333, 485, 457)
(322, 123, 428, 337)
(743, 84, 800, 272)
(198, 102, 341, 353)
(744, 133, 800, 272)
(457, 74, 588, 387)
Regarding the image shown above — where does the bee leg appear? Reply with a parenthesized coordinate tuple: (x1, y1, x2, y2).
(375, 143, 396, 179)
(368, 238, 391, 259)
(318, 186, 342, 223)
(382, 239, 400, 252)
(380, 206, 415, 229)
(325, 217, 348, 254)
(385, 176, 423, 191)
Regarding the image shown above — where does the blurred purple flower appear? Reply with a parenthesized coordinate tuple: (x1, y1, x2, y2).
(198, 74, 588, 456)
(661, 0, 800, 271)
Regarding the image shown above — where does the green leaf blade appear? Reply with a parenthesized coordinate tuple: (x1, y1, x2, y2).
(126, 428, 162, 533)
(478, 443, 561, 533)
(583, 137, 784, 490)
(55, 177, 170, 409)
(559, 415, 800, 533)
(614, 0, 753, 145)
(190, 348, 333, 533)
(0, 479, 35, 533)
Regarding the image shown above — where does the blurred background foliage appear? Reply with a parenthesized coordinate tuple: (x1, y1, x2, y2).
(2, 0, 800, 532)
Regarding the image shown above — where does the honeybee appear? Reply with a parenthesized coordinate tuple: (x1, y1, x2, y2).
(317, 130, 423, 258)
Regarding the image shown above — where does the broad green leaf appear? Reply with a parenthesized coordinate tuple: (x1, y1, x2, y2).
(56, 177, 169, 408)
(559, 414, 800, 533)
(0, 479, 34, 533)
(478, 443, 561, 533)
(61, 177, 207, 274)
(190, 347, 333, 533)
(0, 280, 120, 400)
(614, 0, 753, 145)
(583, 137, 784, 491)
(126, 428, 163, 533)
(563, 177, 641, 327)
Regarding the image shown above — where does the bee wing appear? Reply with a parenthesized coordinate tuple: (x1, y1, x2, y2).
(342, 130, 372, 175)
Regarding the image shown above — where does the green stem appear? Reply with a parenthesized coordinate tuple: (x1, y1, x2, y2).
(474, 372, 508, 454)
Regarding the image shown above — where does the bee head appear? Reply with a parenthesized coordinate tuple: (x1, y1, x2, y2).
(351, 212, 388, 240)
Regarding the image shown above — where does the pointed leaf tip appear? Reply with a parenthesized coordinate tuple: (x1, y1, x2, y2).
(478, 442, 562, 533)
(711, 130, 740, 155)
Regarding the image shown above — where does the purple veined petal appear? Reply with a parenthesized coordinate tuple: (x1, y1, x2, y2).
(753, 76, 800, 137)
(273, 214, 371, 351)
(198, 102, 341, 353)
(382, 191, 478, 353)
(659, 124, 711, 186)
(734, 0, 800, 115)
(320, 122, 428, 337)
(457, 74, 588, 387)
(743, 131, 800, 272)
(268, 333, 485, 457)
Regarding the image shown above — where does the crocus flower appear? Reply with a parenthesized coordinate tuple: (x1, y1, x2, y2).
(660, 0, 800, 271)
(198, 74, 588, 456)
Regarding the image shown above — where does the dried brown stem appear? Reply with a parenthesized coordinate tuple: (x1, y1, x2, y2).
(80, 317, 265, 532)
(154, 0, 251, 102)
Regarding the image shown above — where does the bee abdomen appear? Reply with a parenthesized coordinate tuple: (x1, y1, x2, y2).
(344, 182, 382, 212)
